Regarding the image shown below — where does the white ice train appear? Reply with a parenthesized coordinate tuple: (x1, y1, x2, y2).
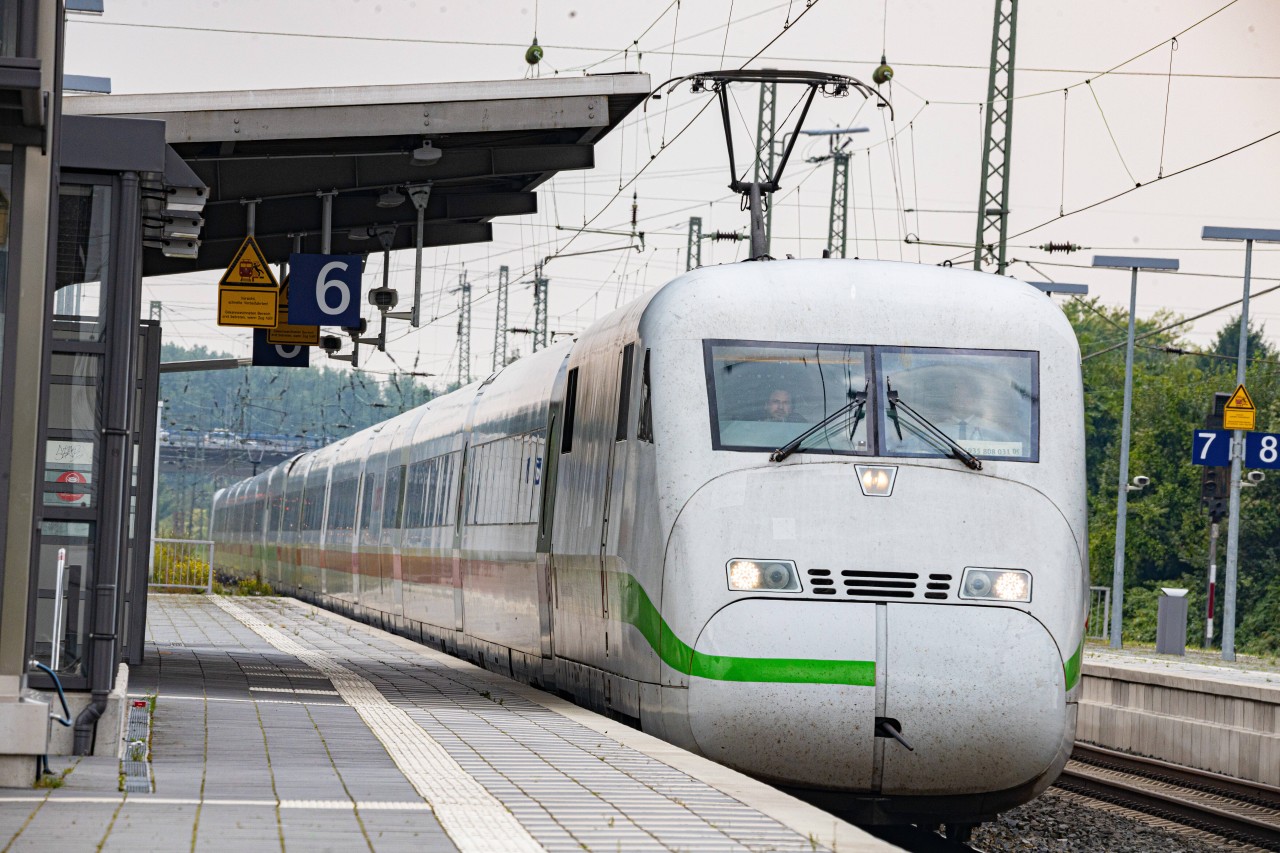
(211, 259, 1087, 830)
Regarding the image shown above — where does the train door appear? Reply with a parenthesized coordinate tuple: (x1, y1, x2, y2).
(381, 462, 406, 619)
(600, 343, 635, 663)
(536, 353, 572, 662)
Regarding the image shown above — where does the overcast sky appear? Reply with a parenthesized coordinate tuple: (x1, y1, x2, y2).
(65, 0, 1280, 388)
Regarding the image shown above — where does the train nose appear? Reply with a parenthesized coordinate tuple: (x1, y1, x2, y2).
(878, 603, 1066, 796)
(685, 600, 1068, 795)
(686, 599, 880, 790)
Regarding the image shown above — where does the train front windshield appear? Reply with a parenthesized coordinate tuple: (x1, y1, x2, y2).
(705, 340, 1039, 462)
(705, 341, 871, 454)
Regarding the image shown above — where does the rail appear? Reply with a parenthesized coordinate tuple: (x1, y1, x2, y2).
(149, 538, 215, 593)
(1056, 742, 1280, 849)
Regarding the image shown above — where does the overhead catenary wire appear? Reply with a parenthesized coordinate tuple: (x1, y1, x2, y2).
(943, 125, 1280, 267)
(1158, 37, 1178, 178)
(75, 2, 1268, 86)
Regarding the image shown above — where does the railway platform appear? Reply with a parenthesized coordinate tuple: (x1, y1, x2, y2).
(1079, 646, 1280, 789)
(0, 595, 896, 852)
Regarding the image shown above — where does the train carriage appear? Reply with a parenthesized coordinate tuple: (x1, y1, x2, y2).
(212, 259, 1087, 830)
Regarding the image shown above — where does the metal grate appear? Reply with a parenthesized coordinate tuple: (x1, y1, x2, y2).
(122, 702, 152, 794)
(805, 569, 952, 601)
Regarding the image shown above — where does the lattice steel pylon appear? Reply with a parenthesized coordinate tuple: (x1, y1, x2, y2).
(973, 0, 1019, 274)
(687, 217, 703, 271)
(533, 262, 548, 352)
(492, 265, 509, 370)
(828, 151, 850, 258)
(455, 272, 471, 385)
(755, 79, 777, 256)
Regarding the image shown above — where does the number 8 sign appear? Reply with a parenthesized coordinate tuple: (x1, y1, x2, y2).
(1245, 432, 1280, 470)
(287, 253, 365, 327)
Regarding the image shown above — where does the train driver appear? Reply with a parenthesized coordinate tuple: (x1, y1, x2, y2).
(763, 388, 806, 423)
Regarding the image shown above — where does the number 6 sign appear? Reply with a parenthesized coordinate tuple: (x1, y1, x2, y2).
(287, 253, 365, 327)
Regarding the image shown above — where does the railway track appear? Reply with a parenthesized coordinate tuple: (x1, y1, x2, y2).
(1055, 742, 1280, 850)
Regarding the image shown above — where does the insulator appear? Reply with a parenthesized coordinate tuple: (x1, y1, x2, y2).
(872, 54, 893, 86)
(1038, 241, 1081, 254)
(711, 231, 744, 242)
(631, 192, 638, 230)
(525, 38, 543, 66)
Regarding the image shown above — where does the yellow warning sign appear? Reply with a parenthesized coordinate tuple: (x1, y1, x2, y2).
(1223, 383, 1257, 431)
(266, 276, 320, 346)
(219, 236, 279, 288)
(217, 287, 278, 328)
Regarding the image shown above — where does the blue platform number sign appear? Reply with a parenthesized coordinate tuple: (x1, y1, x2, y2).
(287, 253, 365, 328)
(1191, 429, 1231, 467)
(252, 329, 310, 368)
(1245, 432, 1280, 470)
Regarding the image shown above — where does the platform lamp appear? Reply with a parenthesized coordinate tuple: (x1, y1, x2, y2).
(1200, 226, 1280, 660)
(1091, 255, 1180, 649)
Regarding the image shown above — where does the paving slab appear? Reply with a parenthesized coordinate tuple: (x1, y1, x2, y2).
(0, 594, 896, 852)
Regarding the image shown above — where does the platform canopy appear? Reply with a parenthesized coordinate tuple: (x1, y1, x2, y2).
(64, 74, 651, 277)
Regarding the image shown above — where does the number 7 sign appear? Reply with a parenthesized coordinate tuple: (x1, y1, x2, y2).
(1191, 429, 1231, 467)
(287, 253, 365, 327)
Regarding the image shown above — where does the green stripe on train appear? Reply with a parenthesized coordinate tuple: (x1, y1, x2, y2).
(613, 573, 876, 687)
(1063, 637, 1084, 691)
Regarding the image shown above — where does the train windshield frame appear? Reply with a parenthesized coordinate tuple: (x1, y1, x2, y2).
(704, 340, 1040, 463)
(704, 340, 874, 456)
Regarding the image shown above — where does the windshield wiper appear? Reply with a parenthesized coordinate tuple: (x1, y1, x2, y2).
(770, 385, 867, 463)
(885, 381, 983, 471)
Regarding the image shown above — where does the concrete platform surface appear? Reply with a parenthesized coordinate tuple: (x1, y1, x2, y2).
(0, 595, 896, 852)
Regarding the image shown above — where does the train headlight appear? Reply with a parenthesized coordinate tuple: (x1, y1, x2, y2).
(855, 465, 897, 497)
(959, 567, 1031, 602)
(727, 559, 801, 592)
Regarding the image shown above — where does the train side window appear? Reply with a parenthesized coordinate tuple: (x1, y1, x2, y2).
(615, 343, 635, 442)
(562, 367, 579, 454)
(446, 452, 460, 526)
(637, 349, 654, 443)
(385, 464, 405, 529)
(404, 460, 426, 528)
(425, 458, 439, 526)
(359, 473, 378, 531)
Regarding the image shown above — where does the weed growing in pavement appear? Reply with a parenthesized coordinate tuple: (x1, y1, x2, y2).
(35, 767, 71, 789)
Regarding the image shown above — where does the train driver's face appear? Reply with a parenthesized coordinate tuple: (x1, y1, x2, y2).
(765, 389, 793, 421)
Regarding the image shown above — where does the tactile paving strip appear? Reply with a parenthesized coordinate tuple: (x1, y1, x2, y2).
(217, 596, 836, 853)
(211, 595, 544, 853)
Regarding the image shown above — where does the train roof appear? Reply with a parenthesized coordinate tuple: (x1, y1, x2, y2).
(622, 259, 1080, 357)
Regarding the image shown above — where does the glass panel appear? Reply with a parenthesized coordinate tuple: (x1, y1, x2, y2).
(706, 340, 870, 455)
(32, 521, 95, 678)
(54, 183, 112, 343)
(637, 350, 653, 443)
(878, 348, 1039, 462)
(0, 151, 11, 416)
(50, 352, 100, 375)
(0, 3, 18, 58)
(44, 438, 94, 507)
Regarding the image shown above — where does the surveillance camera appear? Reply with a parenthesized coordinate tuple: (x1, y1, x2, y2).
(368, 287, 399, 310)
(1132, 475, 1150, 488)
(344, 318, 368, 337)
(320, 335, 343, 354)
(1246, 470, 1266, 484)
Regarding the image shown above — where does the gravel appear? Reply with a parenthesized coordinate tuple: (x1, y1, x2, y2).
(969, 789, 1250, 853)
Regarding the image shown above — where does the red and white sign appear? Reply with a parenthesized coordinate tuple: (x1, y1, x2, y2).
(55, 471, 89, 503)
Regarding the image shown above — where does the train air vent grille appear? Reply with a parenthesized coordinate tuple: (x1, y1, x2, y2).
(840, 570, 917, 598)
(804, 569, 959, 600)
(924, 572, 952, 600)
(806, 568, 837, 595)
